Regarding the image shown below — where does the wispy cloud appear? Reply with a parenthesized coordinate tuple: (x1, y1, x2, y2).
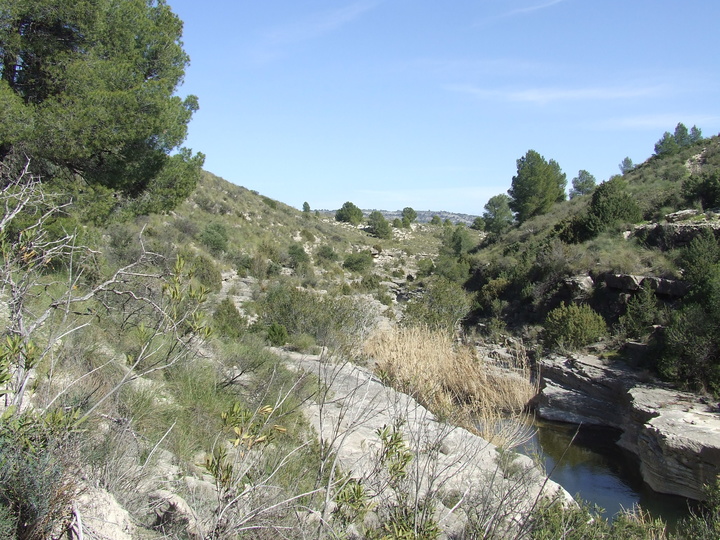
(446, 83, 666, 105)
(251, 1, 380, 62)
(475, 0, 568, 26)
(501, 0, 567, 18)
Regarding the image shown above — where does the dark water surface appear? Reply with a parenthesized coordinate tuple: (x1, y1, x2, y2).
(516, 420, 692, 526)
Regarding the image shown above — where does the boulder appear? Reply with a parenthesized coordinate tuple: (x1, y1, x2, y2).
(665, 209, 699, 223)
(74, 486, 136, 540)
(641, 277, 691, 298)
(604, 274, 643, 291)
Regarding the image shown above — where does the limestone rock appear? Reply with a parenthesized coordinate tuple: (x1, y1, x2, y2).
(281, 350, 573, 536)
(534, 353, 720, 500)
(75, 486, 136, 540)
(603, 274, 643, 292)
(665, 209, 699, 223)
(641, 276, 691, 297)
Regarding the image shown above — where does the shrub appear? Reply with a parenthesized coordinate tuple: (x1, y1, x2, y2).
(200, 222, 229, 255)
(417, 258, 435, 277)
(267, 322, 289, 346)
(315, 245, 339, 263)
(300, 228, 315, 242)
(544, 302, 607, 350)
(561, 176, 642, 243)
(256, 282, 374, 352)
(287, 242, 310, 268)
(261, 196, 277, 209)
(367, 211, 392, 239)
(343, 251, 374, 273)
(0, 410, 79, 539)
(403, 277, 471, 332)
(188, 253, 222, 292)
(213, 298, 247, 340)
(617, 286, 663, 340)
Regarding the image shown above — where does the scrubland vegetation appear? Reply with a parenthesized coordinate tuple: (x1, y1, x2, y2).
(2, 1, 720, 537)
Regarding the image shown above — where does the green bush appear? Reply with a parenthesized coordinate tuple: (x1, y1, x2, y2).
(256, 282, 370, 351)
(213, 298, 247, 340)
(267, 322, 289, 346)
(343, 251, 374, 273)
(659, 231, 720, 394)
(188, 253, 222, 292)
(200, 222, 229, 255)
(261, 196, 277, 209)
(287, 242, 310, 268)
(417, 258, 435, 277)
(300, 228, 315, 242)
(0, 411, 78, 540)
(403, 277, 471, 332)
(561, 176, 642, 243)
(316, 245, 339, 263)
(617, 286, 664, 340)
(544, 302, 607, 350)
(335, 201, 363, 225)
(367, 211, 392, 239)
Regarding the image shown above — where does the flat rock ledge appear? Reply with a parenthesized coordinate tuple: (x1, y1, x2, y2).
(279, 350, 572, 537)
(533, 353, 720, 500)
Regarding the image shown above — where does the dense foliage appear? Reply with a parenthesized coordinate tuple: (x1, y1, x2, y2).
(543, 303, 607, 350)
(560, 176, 642, 243)
(367, 210, 392, 239)
(0, 0, 204, 214)
(508, 150, 566, 223)
(335, 201, 364, 225)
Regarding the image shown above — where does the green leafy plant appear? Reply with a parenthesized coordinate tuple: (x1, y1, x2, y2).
(213, 298, 247, 340)
(267, 322, 289, 346)
(544, 302, 607, 350)
(343, 250, 374, 273)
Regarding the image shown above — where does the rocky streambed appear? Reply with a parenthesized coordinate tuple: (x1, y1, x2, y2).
(532, 352, 720, 501)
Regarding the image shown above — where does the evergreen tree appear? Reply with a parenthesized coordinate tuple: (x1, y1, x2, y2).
(302, 202, 311, 213)
(508, 150, 566, 223)
(690, 125, 703, 144)
(674, 123, 691, 148)
(367, 210, 391, 239)
(482, 194, 513, 234)
(0, 0, 204, 212)
(335, 201, 364, 225)
(470, 216, 485, 231)
(401, 207, 417, 224)
(569, 170, 597, 198)
(654, 131, 679, 156)
(619, 157, 634, 174)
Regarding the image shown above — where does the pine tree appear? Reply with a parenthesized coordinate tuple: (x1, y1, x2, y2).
(508, 150, 566, 223)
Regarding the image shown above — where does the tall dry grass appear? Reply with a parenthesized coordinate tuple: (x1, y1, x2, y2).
(363, 326, 537, 448)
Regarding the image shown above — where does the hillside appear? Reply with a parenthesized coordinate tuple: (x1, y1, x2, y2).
(2, 132, 720, 537)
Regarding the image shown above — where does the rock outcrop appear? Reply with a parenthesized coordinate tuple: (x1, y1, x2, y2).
(533, 353, 720, 500)
(281, 349, 572, 537)
(633, 221, 720, 250)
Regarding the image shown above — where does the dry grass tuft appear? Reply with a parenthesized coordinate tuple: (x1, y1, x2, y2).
(364, 326, 537, 447)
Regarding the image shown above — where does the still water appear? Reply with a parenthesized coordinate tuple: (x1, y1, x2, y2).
(516, 419, 692, 525)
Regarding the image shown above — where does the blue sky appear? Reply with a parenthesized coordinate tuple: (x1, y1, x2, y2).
(168, 0, 720, 215)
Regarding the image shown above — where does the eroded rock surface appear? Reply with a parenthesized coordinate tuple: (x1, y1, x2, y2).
(533, 353, 720, 500)
(281, 349, 572, 537)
